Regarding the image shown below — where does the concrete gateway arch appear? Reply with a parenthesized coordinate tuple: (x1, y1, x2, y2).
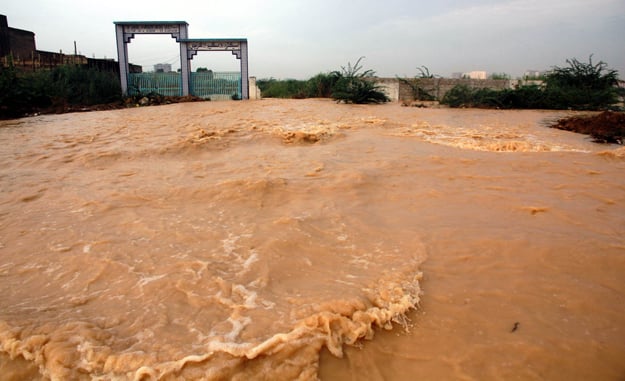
(114, 20, 249, 99)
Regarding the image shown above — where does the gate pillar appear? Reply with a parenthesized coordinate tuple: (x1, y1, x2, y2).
(183, 38, 249, 99)
(114, 21, 190, 96)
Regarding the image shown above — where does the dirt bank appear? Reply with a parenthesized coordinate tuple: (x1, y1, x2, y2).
(550, 111, 625, 144)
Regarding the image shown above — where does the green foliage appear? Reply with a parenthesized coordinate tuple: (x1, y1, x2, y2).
(440, 84, 473, 107)
(1, 58, 53, 117)
(416, 66, 434, 79)
(256, 78, 309, 98)
(257, 73, 339, 99)
(442, 56, 620, 110)
(331, 57, 389, 104)
(543, 55, 619, 110)
(442, 84, 548, 109)
(305, 72, 339, 98)
(47, 65, 121, 105)
(1, 62, 121, 118)
(502, 85, 546, 109)
(489, 72, 511, 80)
(257, 58, 387, 104)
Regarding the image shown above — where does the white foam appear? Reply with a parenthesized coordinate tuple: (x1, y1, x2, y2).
(137, 274, 166, 287)
(242, 252, 258, 270)
(224, 316, 252, 341)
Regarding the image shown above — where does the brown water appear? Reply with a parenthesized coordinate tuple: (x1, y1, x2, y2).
(1, 99, 624, 380)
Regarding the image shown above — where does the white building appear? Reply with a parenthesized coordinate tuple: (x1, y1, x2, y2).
(463, 71, 487, 80)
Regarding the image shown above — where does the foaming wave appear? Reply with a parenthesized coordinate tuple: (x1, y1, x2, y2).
(268, 121, 347, 144)
(392, 121, 590, 152)
(597, 146, 625, 159)
(0, 167, 425, 380)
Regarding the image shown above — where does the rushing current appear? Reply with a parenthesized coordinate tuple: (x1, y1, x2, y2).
(1, 99, 624, 380)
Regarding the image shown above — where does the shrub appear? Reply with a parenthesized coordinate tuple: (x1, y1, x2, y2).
(1, 61, 122, 118)
(543, 55, 619, 110)
(440, 84, 474, 107)
(256, 78, 308, 98)
(331, 57, 389, 104)
(47, 65, 121, 105)
(305, 72, 338, 98)
(441, 56, 620, 110)
(0, 59, 53, 117)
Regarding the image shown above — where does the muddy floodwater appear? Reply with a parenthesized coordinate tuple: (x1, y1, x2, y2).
(1, 99, 624, 380)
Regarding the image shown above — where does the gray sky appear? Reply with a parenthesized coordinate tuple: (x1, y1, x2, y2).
(4, 0, 625, 79)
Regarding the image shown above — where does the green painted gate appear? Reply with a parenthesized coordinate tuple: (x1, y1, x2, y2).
(191, 72, 241, 100)
(127, 72, 242, 99)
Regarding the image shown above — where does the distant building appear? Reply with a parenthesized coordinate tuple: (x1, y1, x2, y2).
(451, 71, 487, 79)
(154, 63, 172, 73)
(463, 71, 487, 80)
(524, 70, 546, 79)
(1, 14, 141, 73)
(0, 14, 36, 60)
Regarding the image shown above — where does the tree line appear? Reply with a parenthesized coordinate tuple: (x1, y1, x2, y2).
(0, 58, 121, 118)
(1, 55, 623, 120)
(259, 56, 623, 111)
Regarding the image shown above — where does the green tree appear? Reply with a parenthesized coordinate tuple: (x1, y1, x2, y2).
(544, 55, 619, 110)
(489, 72, 510, 80)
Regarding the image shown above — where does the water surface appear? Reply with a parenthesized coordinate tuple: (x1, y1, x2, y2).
(1, 99, 624, 380)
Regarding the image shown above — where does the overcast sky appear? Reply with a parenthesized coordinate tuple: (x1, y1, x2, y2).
(4, 0, 625, 79)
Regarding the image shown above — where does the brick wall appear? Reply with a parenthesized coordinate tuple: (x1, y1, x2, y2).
(0, 15, 9, 58)
(360, 77, 514, 103)
(397, 78, 511, 102)
(1, 14, 36, 63)
(8, 28, 36, 60)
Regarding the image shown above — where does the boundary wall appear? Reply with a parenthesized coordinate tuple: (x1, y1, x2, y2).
(375, 78, 513, 102)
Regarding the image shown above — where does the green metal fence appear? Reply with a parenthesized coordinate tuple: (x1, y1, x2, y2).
(128, 73, 182, 96)
(127, 72, 242, 99)
(191, 72, 242, 100)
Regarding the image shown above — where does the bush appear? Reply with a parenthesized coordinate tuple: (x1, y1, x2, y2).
(305, 72, 338, 98)
(257, 60, 388, 104)
(257, 73, 340, 99)
(440, 84, 474, 107)
(256, 78, 309, 98)
(0, 60, 53, 117)
(544, 56, 619, 110)
(331, 57, 389, 104)
(1, 61, 121, 118)
(47, 65, 121, 105)
(441, 56, 620, 110)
